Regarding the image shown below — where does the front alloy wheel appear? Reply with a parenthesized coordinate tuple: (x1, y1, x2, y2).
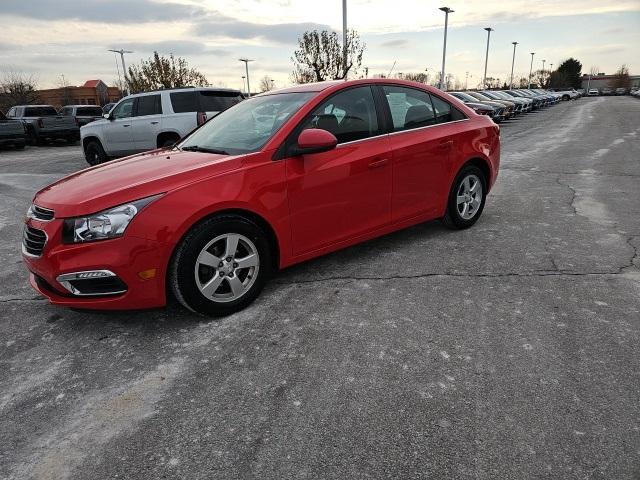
(170, 216, 272, 316)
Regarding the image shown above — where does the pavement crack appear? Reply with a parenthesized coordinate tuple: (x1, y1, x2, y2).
(556, 174, 579, 216)
(276, 270, 631, 286)
(621, 235, 640, 272)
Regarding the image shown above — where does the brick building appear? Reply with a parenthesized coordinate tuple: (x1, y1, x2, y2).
(580, 73, 640, 91)
(37, 80, 121, 108)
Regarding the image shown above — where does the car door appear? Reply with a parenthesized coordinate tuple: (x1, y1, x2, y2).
(381, 85, 460, 222)
(284, 85, 392, 256)
(103, 98, 135, 155)
(131, 93, 163, 151)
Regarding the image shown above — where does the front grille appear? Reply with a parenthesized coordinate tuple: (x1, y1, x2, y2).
(23, 226, 47, 257)
(31, 205, 54, 221)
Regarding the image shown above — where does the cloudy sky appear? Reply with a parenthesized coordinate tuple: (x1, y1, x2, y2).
(0, 0, 638, 91)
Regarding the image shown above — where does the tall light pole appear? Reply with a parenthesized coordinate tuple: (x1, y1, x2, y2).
(438, 7, 454, 90)
(342, 0, 348, 79)
(541, 59, 546, 88)
(108, 49, 133, 96)
(239, 58, 253, 97)
(528, 52, 535, 88)
(509, 41, 518, 89)
(482, 27, 493, 89)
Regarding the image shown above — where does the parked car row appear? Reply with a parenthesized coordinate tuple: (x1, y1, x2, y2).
(588, 87, 632, 96)
(449, 88, 567, 123)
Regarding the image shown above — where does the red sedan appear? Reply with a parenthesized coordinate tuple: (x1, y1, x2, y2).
(22, 79, 500, 316)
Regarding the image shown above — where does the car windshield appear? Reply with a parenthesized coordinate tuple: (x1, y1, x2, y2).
(25, 107, 58, 116)
(452, 92, 477, 102)
(471, 92, 492, 101)
(481, 91, 500, 99)
(179, 92, 314, 155)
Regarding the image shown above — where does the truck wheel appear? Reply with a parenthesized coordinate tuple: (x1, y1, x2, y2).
(84, 140, 108, 165)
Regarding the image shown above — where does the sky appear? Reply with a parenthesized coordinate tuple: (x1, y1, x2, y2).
(0, 0, 639, 91)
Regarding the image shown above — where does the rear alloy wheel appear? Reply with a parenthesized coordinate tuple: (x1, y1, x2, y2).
(170, 216, 272, 316)
(443, 165, 487, 229)
(84, 140, 107, 166)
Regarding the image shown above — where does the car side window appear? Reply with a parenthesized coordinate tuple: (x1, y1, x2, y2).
(430, 94, 466, 124)
(111, 99, 134, 119)
(382, 85, 436, 132)
(7, 107, 15, 117)
(135, 94, 162, 117)
(300, 86, 380, 144)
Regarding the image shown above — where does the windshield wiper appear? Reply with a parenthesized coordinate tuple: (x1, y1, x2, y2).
(180, 145, 230, 155)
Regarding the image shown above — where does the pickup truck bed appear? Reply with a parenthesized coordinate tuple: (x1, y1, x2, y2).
(0, 112, 26, 149)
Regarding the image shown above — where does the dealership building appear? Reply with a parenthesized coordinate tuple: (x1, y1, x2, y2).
(36, 80, 121, 108)
(580, 73, 640, 91)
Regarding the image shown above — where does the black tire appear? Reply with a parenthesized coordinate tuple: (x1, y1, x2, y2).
(169, 215, 272, 316)
(84, 140, 108, 166)
(27, 129, 39, 146)
(442, 165, 487, 230)
(159, 135, 179, 148)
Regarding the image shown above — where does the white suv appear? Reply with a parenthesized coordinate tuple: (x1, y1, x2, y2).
(81, 87, 243, 165)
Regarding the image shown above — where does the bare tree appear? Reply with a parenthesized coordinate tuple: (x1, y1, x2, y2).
(0, 71, 40, 112)
(402, 72, 428, 84)
(291, 29, 364, 83)
(611, 64, 631, 90)
(259, 75, 274, 92)
(127, 52, 209, 93)
(57, 75, 74, 106)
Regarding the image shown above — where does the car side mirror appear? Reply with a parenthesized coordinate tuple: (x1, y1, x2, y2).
(103, 113, 112, 120)
(290, 128, 337, 156)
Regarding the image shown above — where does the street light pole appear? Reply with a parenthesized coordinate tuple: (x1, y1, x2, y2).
(107, 49, 133, 96)
(239, 58, 253, 97)
(482, 27, 493, 89)
(438, 7, 454, 90)
(528, 52, 535, 89)
(509, 41, 518, 89)
(342, 0, 348, 79)
(541, 59, 546, 88)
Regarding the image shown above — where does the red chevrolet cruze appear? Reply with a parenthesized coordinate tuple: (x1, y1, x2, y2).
(22, 79, 500, 316)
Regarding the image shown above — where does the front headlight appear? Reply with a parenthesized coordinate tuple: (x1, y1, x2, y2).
(62, 194, 162, 243)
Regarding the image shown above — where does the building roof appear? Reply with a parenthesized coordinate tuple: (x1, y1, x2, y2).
(83, 80, 104, 88)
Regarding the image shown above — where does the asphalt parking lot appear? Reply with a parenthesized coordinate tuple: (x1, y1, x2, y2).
(1, 97, 639, 479)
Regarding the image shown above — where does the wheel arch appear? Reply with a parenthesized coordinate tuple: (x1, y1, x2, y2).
(166, 207, 281, 278)
(82, 135, 102, 152)
(456, 157, 493, 193)
(156, 130, 181, 148)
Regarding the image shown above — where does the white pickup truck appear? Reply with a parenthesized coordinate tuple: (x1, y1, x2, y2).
(6, 105, 79, 145)
(80, 87, 243, 165)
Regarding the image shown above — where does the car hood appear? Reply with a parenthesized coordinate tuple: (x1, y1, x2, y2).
(34, 149, 243, 217)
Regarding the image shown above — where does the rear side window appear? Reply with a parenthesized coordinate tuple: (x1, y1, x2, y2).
(430, 95, 466, 123)
(77, 107, 104, 116)
(170, 90, 242, 113)
(59, 107, 71, 116)
(382, 85, 436, 131)
(25, 107, 58, 116)
(135, 94, 162, 116)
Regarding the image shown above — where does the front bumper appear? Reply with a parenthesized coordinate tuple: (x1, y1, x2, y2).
(22, 218, 169, 310)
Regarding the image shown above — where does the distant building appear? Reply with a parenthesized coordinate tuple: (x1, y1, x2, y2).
(581, 73, 640, 91)
(36, 80, 121, 108)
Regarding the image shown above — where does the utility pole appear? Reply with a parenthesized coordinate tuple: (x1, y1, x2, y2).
(439, 7, 454, 90)
(343, 0, 348, 79)
(482, 28, 493, 89)
(107, 49, 133, 96)
(239, 58, 253, 97)
(509, 42, 518, 89)
(528, 52, 535, 89)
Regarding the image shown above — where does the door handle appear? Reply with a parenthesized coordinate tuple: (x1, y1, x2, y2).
(150, 121, 159, 125)
(368, 158, 389, 169)
(438, 140, 453, 149)
(122, 124, 131, 127)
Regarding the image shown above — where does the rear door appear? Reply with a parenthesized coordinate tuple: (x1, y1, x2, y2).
(380, 85, 463, 221)
(103, 98, 135, 155)
(284, 85, 393, 255)
(131, 94, 163, 151)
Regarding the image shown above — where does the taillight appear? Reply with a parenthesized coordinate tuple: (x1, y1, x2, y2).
(75, 117, 80, 126)
(37, 118, 44, 128)
(197, 112, 207, 126)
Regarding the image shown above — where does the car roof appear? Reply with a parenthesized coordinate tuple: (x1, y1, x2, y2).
(256, 78, 451, 97)
(132, 87, 242, 96)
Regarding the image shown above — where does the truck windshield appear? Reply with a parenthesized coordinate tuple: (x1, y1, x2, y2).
(179, 92, 314, 155)
(77, 107, 104, 116)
